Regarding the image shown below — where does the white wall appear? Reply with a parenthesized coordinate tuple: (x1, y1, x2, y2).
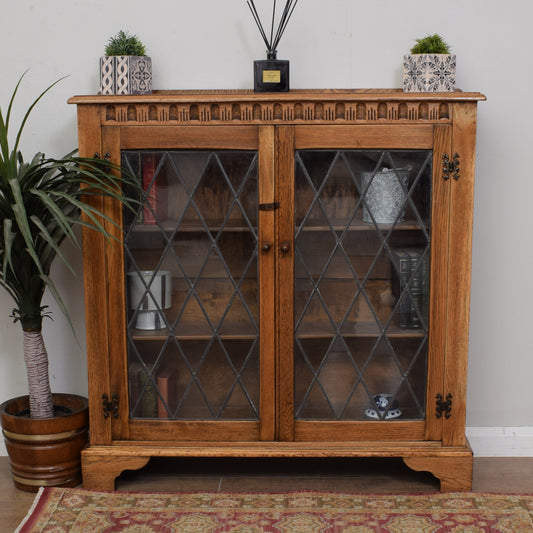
(1, 0, 532, 456)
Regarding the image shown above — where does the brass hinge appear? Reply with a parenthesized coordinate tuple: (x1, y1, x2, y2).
(435, 393, 453, 419)
(442, 153, 460, 181)
(102, 393, 119, 419)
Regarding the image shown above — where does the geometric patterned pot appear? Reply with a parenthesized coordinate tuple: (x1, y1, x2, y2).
(403, 54, 456, 92)
(99, 56, 152, 95)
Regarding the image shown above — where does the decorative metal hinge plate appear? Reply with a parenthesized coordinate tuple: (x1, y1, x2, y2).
(259, 202, 280, 211)
(102, 392, 119, 419)
(435, 393, 453, 419)
(94, 152, 111, 172)
(442, 153, 460, 181)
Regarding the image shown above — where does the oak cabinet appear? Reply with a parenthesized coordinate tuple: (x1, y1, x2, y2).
(70, 89, 485, 491)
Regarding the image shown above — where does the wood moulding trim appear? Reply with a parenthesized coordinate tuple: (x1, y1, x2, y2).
(99, 100, 453, 125)
(68, 90, 485, 126)
(84, 440, 473, 458)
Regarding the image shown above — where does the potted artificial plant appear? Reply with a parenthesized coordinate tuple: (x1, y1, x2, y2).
(403, 34, 456, 92)
(99, 30, 152, 95)
(0, 74, 138, 491)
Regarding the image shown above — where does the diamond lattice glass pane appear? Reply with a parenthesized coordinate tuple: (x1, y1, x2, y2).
(317, 339, 359, 417)
(123, 150, 259, 420)
(294, 150, 432, 421)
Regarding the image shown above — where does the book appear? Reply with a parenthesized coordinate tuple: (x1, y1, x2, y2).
(142, 153, 167, 224)
(135, 363, 158, 418)
(156, 367, 180, 419)
(128, 361, 141, 413)
(392, 248, 429, 329)
(407, 249, 423, 329)
(392, 249, 411, 330)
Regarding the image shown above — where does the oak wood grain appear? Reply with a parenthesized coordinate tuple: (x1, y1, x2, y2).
(425, 125, 452, 441)
(275, 126, 295, 442)
(259, 126, 276, 441)
(72, 90, 483, 492)
(443, 103, 478, 447)
(77, 105, 112, 446)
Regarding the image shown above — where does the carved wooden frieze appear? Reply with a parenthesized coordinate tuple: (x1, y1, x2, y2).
(102, 98, 452, 125)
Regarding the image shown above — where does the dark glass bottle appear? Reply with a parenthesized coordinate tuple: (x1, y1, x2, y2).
(254, 50, 289, 93)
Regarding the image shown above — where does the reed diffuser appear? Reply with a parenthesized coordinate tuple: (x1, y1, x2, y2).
(247, 0, 299, 92)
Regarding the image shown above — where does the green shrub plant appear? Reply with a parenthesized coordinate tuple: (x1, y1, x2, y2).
(410, 34, 451, 54)
(105, 30, 147, 56)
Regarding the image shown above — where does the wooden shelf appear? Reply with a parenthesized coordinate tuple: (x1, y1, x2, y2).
(299, 220, 426, 232)
(128, 222, 257, 233)
(129, 320, 424, 341)
(296, 321, 426, 339)
(127, 218, 428, 234)
(130, 322, 258, 341)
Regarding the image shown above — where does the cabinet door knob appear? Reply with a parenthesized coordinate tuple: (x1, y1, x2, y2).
(280, 242, 290, 254)
(262, 242, 272, 252)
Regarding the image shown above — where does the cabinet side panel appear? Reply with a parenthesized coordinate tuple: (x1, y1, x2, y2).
(102, 127, 129, 440)
(77, 105, 112, 444)
(426, 125, 452, 440)
(276, 126, 295, 441)
(443, 103, 478, 446)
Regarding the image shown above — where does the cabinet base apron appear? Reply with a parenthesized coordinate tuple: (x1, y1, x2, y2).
(81, 441, 473, 492)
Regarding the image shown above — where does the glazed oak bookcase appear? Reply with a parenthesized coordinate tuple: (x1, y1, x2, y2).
(70, 89, 485, 491)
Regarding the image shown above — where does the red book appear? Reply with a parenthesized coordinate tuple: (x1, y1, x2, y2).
(157, 368, 179, 419)
(142, 153, 167, 224)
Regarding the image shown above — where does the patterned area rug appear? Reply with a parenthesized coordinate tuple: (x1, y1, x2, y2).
(16, 488, 533, 532)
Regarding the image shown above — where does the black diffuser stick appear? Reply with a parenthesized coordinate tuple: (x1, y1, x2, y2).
(277, 0, 300, 48)
(247, 1, 270, 49)
(272, 0, 293, 48)
(273, 0, 299, 50)
(270, 0, 277, 48)
(247, 0, 300, 54)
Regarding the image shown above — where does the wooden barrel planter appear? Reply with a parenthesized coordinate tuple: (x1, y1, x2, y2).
(0, 393, 89, 492)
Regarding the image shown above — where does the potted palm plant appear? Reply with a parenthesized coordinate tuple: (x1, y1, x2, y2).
(99, 30, 152, 95)
(0, 73, 139, 491)
(403, 34, 456, 92)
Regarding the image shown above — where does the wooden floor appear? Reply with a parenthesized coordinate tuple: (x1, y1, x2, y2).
(4, 456, 533, 531)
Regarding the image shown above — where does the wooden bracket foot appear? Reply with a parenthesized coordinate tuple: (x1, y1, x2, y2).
(403, 454, 473, 491)
(82, 451, 150, 490)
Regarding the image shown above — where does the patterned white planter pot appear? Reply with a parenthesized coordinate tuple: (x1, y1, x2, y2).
(403, 54, 456, 92)
(99, 56, 152, 95)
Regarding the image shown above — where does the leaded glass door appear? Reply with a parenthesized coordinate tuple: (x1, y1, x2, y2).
(277, 125, 448, 442)
(115, 126, 275, 442)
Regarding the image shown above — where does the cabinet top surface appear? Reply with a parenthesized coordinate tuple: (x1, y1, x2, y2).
(69, 89, 486, 105)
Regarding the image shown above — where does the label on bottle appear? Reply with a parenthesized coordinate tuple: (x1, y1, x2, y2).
(263, 70, 281, 83)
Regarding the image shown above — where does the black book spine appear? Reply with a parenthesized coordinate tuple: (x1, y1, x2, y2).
(407, 249, 423, 329)
(393, 249, 411, 330)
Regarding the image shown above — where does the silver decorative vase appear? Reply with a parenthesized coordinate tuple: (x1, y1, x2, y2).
(362, 168, 410, 224)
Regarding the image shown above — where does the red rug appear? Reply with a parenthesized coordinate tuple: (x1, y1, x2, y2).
(16, 487, 533, 532)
